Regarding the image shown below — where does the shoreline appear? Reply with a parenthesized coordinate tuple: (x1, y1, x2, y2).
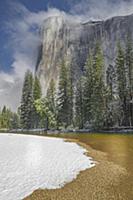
(24, 137, 131, 200)
(1, 129, 133, 136)
(1, 126, 133, 135)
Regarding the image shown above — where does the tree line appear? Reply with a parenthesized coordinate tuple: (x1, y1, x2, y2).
(75, 38, 133, 129)
(0, 106, 20, 130)
(2, 37, 133, 131)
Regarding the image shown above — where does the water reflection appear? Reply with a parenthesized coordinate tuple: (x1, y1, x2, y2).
(0, 134, 92, 200)
(57, 134, 133, 175)
(25, 141, 44, 169)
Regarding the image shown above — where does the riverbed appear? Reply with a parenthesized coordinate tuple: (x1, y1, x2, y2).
(1, 133, 133, 200)
(0, 133, 95, 200)
(26, 133, 133, 200)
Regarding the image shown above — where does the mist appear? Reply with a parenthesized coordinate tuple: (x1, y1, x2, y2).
(0, 0, 133, 110)
(71, 0, 133, 20)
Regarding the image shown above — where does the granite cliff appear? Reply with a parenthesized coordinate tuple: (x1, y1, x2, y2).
(36, 14, 133, 94)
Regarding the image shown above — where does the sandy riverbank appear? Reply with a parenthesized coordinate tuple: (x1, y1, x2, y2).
(24, 139, 132, 200)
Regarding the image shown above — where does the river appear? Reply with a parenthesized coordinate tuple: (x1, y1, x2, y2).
(48, 133, 133, 199)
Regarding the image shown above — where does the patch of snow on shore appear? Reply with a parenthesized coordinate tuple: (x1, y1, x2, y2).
(0, 134, 95, 200)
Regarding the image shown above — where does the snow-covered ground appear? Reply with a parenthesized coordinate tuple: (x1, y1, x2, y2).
(0, 134, 95, 200)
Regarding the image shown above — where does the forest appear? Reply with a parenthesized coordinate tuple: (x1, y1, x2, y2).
(1, 38, 133, 131)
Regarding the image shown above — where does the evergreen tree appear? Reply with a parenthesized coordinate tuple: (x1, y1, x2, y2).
(83, 51, 94, 126)
(116, 42, 127, 126)
(9, 113, 20, 129)
(90, 43, 106, 129)
(75, 78, 84, 129)
(0, 106, 20, 129)
(106, 65, 120, 127)
(33, 76, 42, 128)
(20, 70, 34, 129)
(67, 64, 74, 127)
(47, 79, 56, 115)
(46, 79, 57, 128)
(1, 106, 11, 128)
(125, 35, 133, 126)
(1, 106, 8, 128)
(33, 76, 42, 100)
(17, 36, 133, 131)
(57, 61, 72, 128)
(35, 98, 57, 129)
(106, 65, 116, 99)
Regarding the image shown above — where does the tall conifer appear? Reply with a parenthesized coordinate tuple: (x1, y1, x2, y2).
(20, 70, 33, 129)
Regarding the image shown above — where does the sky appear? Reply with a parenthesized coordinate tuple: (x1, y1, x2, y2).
(0, 0, 133, 111)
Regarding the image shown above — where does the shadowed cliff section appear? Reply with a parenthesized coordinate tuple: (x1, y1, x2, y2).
(36, 13, 133, 95)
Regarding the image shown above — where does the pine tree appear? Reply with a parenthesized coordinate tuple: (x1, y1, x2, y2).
(0, 106, 19, 129)
(10, 112, 20, 129)
(67, 64, 74, 127)
(83, 51, 94, 127)
(33, 76, 42, 100)
(33, 76, 42, 128)
(106, 65, 116, 99)
(116, 42, 127, 126)
(125, 35, 133, 126)
(106, 65, 119, 127)
(47, 79, 56, 115)
(57, 61, 72, 128)
(90, 43, 106, 129)
(75, 78, 84, 129)
(1, 106, 9, 128)
(20, 70, 34, 129)
(35, 98, 57, 130)
(46, 79, 57, 128)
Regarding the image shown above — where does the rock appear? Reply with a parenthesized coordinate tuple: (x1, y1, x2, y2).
(36, 14, 133, 94)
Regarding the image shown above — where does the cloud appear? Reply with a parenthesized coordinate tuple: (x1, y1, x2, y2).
(0, 1, 83, 111)
(1, 0, 133, 111)
(70, 0, 133, 20)
(0, 2, 67, 111)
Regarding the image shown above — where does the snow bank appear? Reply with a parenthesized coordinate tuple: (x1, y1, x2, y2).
(0, 134, 95, 200)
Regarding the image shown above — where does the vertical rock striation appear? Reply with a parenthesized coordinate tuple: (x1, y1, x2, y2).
(36, 14, 133, 95)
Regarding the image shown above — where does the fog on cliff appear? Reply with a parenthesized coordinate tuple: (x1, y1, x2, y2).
(0, 0, 133, 110)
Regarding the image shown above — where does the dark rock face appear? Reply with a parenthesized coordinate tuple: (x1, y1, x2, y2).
(36, 14, 133, 94)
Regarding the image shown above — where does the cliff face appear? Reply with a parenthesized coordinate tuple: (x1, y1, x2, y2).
(36, 14, 133, 95)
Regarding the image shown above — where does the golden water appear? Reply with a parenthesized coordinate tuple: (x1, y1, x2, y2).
(52, 133, 133, 198)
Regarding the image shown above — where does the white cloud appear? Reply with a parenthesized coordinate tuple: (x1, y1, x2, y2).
(0, 1, 82, 111)
(0, 3, 67, 111)
(70, 0, 133, 20)
(0, 71, 19, 111)
(1, 1, 133, 110)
